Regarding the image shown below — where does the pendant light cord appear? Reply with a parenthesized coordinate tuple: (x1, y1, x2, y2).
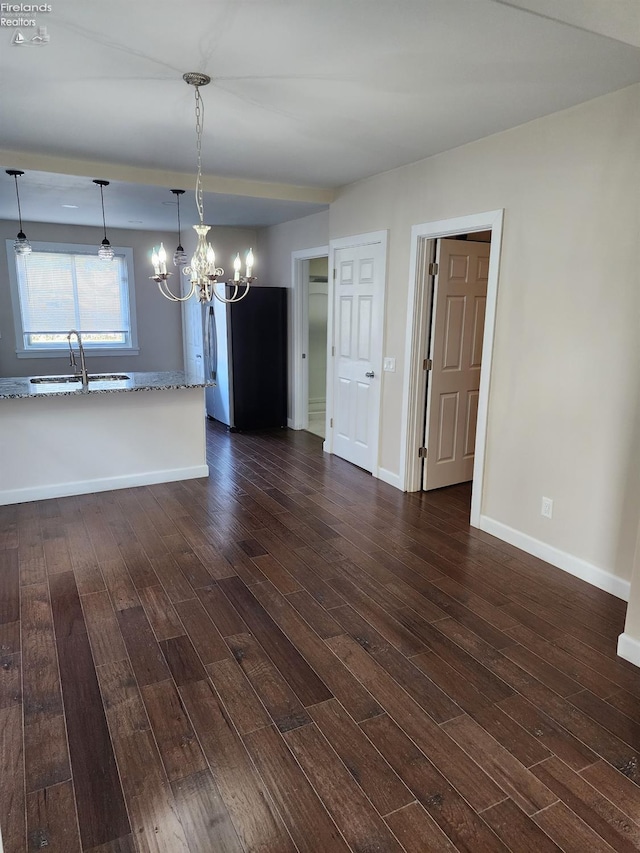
(99, 183, 108, 241)
(12, 174, 25, 233)
(177, 193, 183, 244)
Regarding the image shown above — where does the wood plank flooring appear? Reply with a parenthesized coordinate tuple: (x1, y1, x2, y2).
(0, 419, 638, 852)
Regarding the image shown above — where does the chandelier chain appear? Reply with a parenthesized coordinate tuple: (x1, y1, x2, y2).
(194, 86, 205, 226)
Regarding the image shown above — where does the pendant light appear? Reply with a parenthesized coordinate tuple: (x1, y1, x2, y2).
(172, 189, 188, 266)
(152, 190, 188, 279)
(150, 72, 256, 303)
(6, 169, 32, 255)
(93, 179, 114, 261)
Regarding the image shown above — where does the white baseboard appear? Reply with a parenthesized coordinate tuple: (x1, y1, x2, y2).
(376, 467, 403, 490)
(480, 515, 630, 601)
(0, 465, 210, 506)
(617, 633, 640, 667)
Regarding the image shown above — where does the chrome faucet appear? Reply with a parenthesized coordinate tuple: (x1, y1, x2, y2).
(67, 330, 89, 387)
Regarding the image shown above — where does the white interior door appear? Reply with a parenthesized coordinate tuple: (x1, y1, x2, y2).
(182, 295, 204, 379)
(423, 238, 489, 490)
(332, 240, 385, 472)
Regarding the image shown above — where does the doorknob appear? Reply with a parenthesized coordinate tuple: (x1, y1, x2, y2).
(365, 371, 375, 378)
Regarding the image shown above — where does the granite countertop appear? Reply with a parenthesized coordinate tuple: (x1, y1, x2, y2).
(0, 370, 213, 400)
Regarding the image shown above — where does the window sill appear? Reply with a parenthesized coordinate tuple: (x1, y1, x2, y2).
(16, 348, 140, 359)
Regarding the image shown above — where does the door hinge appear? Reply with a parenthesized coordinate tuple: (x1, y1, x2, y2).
(418, 447, 428, 459)
(330, 418, 333, 428)
(428, 262, 439, 276)
(331, 345, 335, 356)
(333, 268, 337, 281)
(423, 358, 433, 371)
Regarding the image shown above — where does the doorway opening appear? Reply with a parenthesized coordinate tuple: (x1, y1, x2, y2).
(400, 210, 504, 528)
(291, 246, 329, 436)
(306, 257, 329, 438)
(421, 232, 491, 491)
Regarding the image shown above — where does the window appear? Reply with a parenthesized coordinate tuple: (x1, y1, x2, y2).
(6, 241, 138, 357)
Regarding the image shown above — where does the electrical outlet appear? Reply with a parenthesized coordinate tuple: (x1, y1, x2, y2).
(541, 497, 553, 519)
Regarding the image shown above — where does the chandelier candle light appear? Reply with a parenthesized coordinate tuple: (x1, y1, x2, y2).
(6, 169, 31, 255)
(150, 72, 256, 303)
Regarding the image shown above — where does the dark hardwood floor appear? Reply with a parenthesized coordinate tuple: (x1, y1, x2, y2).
(1, 420, 639, 852)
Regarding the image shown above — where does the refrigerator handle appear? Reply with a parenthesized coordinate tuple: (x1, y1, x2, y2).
(205, 305, 217, 380)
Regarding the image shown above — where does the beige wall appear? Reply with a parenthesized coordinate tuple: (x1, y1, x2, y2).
(328, 84, 640, 587)
(257, 210, 329, 421)
(257, 210, 329, 286)
(186, 225, 259, 285)
(0, 220, 184, 376)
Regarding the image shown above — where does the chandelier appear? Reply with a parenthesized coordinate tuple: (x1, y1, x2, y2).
(151, 72, 255, 303)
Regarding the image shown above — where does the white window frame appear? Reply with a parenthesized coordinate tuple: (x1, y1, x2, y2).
(6, 240, 139, 358)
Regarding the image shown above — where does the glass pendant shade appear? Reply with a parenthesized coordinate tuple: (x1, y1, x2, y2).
(173, 245, 188, 266)
(6, 170, 32, 255)
(14, 231, 32, 255)
(98, 238, 115, 261)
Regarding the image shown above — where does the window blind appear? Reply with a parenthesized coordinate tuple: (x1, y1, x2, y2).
(16, 250, 131, 345)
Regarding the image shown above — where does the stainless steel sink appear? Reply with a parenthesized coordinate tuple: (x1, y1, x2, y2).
(30, 374, 130, 384)
(89, 374, 130, 381)
(30, 376, 81, 384)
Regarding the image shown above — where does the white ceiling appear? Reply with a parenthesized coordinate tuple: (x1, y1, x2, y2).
(0, 170, 328, 232)
(494, 0, 640, 48)
(1, 0, 639, 230)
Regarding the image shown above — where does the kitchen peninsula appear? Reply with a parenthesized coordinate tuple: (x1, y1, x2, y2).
(0, 371, 210, 506)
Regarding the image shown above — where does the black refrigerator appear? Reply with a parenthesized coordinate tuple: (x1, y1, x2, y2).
(205, 286, 287, 430)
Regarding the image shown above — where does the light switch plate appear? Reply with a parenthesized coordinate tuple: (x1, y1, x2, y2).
(383, 357, 396, 372)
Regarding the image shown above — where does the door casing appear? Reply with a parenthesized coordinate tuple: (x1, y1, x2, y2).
(400, 210, 504, 528)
